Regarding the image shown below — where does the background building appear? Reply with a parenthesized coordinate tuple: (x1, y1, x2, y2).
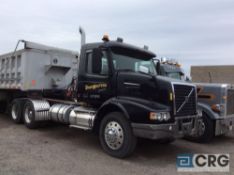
(191, 65, 234, 84)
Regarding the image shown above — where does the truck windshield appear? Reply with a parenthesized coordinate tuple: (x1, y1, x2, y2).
(166, 72, 185, 80)
(111, 48, 156, 75)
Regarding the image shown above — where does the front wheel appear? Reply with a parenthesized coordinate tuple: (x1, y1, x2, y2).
(99, 112, 137, 158)
(187, 113, 214, 143)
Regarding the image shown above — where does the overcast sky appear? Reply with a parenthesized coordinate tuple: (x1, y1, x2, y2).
(0, 0, 233, 75)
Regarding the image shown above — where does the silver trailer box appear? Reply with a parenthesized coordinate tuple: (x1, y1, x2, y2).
(0, 40, 78, 91)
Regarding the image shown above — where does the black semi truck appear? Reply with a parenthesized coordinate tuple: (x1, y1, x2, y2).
(0, 28, 199, 158)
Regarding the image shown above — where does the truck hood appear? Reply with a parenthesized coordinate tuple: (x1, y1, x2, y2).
(156, 75, 190, 85)
(194, 83, 234, 89)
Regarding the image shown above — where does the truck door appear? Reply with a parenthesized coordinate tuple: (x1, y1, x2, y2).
(77, 48, 112, 106)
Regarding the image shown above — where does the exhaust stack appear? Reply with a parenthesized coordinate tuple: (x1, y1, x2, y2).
(79, 26, 86, 47)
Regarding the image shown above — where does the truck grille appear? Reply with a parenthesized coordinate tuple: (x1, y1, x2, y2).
(173, 84, 197, 117)
(227, 89, 234, 115)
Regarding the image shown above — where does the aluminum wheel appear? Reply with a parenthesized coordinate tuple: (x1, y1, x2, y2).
(104, 121, 124, 150)
(24, 106, 33, 124)
(198, 120, 206, 136)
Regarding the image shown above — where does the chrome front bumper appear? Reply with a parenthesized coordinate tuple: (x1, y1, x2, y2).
(215, 114, 234, 136)
(131, 115, 199, 140)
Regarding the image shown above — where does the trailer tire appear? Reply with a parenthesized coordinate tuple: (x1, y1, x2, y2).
(23, 101, 38, 129)
(11, 100, 23, 124)
(99, 112, 137, 158)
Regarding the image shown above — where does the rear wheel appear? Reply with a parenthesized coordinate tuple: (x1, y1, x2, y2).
(11, 100, 23, 124)
(23, 101, 38, 129)
(99, 112, 137, 158)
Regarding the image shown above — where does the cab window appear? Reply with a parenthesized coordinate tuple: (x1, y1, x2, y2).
(86, 50, 109, 76)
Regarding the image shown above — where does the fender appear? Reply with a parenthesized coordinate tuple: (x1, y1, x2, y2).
(96, 97, 130, 120)
(95, 96, 170, 126)
(197, 102, 220, 120)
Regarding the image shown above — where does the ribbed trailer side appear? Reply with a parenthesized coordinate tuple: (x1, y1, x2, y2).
(0, 50, 23, 89)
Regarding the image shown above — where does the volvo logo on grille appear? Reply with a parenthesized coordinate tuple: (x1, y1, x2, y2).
(177, 88, 194, 113)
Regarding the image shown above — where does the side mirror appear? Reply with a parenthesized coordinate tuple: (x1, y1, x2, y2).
(185, 76, 191, 82)
(92, 48, 103, 74)
(156, 62, 161, 74)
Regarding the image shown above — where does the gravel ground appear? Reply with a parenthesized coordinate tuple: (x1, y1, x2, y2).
(0, 114, 233, 175)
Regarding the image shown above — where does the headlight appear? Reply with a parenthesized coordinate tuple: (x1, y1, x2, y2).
(211, 104, 225, 113)
(162, 113, 170, 121)
(157, 113, 164, 121)
(149, 112, 171, 121)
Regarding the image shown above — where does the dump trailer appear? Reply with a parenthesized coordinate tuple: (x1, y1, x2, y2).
(154, 58, 234, 142)
(0, 29, 199, 158)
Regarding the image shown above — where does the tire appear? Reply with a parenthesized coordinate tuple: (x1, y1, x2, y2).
(99, 112, 137, 158)
(10, 100, 23, 124)
(23, 101, 38, 129)
(187, 113, 214, 143)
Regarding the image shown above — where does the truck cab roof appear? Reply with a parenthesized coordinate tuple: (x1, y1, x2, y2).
(83, 41, 156, 59)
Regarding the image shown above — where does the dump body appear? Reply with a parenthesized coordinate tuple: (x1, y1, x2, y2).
(0, 41, 78, 91)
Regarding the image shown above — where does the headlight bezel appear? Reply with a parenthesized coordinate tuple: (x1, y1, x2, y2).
(149, 112, 171, 122)
(211, 104, 225, 113)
